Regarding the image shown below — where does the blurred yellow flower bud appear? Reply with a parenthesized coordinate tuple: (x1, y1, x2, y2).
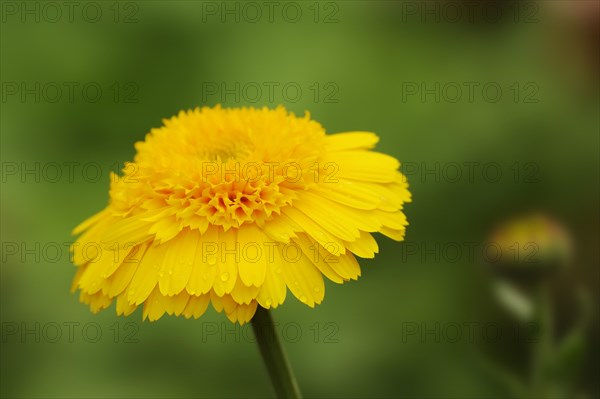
(487, 214, 572, 284)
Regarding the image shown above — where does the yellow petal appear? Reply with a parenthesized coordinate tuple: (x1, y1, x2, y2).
(375, 210, 408, 230)
(281, 207, 345, 256)
(237, 224, 267, 287)
(71, 219, 113, 266)
(143, 287, 166, 321)
(186, 226, 218, 295)
(102, 213, 152, 249)
(72, 208, 110, 235)
(312, 184, 378, 210)
(116, 292, 137, 316)
(298, 191, 381, 233)
(163, 290, 190, 316)
(221, 294, 239, 315)
(323, 150, 400, 183)
(240, 301, 258, 324)
(149, 215, 181, 244)
(71, 265, 86, 293)
(80, 291, 112, 313)
(380, 226, 407, 241)
(210, 290, 224, 312)
(212, 228, 238, 296)
(230, 277, 260, 305)
(182, 294, 210, 319)
(293, 199, 359, 241)
(344, 231, 379, 259)
(256, 244, 287, 309)
(104, 243, 147, 297)
(127, 241, 169, 305)
(261, 212, 299, 243)
(159, 228, 197, 296)
(279, 244, 325, 307)
(324, 132, 379, 151)
(226, 301, 258, 325)
(293, 234, 344, 283)
(78, 245, 123, 294)
(331, 252, 361, 281)
(304, 235, 361, 281)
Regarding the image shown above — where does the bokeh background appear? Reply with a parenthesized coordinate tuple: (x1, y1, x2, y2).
(1, 1, 598, 398)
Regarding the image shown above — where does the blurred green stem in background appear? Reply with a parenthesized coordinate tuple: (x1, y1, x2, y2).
(251, 307, 302, 399)
(530, 285, 554, 397)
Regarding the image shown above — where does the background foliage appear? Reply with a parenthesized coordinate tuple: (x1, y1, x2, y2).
(1, 1, 598, 398)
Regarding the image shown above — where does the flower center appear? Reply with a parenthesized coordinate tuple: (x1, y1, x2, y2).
(194, 170, 288, 229)
(199, 135, 254, 162)
(110, 106, 326, 231)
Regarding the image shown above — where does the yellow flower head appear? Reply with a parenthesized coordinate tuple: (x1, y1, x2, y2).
(489, 214, 572, 273)
(71, 106, 411, 324)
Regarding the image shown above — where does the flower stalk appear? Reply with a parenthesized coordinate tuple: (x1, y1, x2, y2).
(251, 306, 302, 399)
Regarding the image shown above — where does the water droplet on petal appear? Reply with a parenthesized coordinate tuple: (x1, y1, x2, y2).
(158, 271, 165, 278)
(313, 286, 321, 293)
(265, 300, 272, 307)
(220, 272, 229, 282)
(208, 256, 216, 265)
(299, 295, 307, 303)
(168, 269, 173, 275)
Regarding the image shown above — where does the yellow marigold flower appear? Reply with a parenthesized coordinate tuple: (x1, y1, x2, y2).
(70, 105, 411, 324)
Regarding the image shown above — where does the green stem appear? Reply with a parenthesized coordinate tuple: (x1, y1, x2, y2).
(251, 306, 302, 399)
(530, 284, 553, 396)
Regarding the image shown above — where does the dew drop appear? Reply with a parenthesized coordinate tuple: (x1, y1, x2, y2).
(299, 295, 307, 303)
(294, 280, 300, 287)
(158, 271, 165, 278)
(265, 300, 272, 307)
(153, 263, 160, 270)
(208, 256, 217, 265)
(220, 272, 230, 282)
(313, 286, 321, 293)
(168, 269, 173, 275)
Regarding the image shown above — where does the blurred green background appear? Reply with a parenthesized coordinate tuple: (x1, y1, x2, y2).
(1, 1, 598, 398)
